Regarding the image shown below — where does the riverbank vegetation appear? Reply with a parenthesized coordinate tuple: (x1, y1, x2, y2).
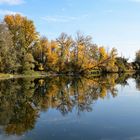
(0, 14, 140, 76)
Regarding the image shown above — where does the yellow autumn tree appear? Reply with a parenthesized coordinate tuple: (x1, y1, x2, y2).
(4, 14, 39, 73)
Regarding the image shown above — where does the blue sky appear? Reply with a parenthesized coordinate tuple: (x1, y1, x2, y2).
(0, 0, 140, 61)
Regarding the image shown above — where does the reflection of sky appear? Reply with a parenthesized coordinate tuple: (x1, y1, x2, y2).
(1, 0, 140, 60)
(0, 135, 23, 140)
(15, 78, 140, 140)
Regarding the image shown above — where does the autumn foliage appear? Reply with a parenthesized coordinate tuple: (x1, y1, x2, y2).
(0, 14, 136, 75)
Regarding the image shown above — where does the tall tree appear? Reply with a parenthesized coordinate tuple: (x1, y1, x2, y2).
(135, 50, 140, 63)
(4, 14, 39, 73)
(0, 22, 19, 73)
(56, 33, 73, 73)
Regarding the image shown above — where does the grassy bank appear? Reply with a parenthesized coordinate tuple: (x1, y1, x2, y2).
(0, 71, 48, 80)
(0, 70, 137, 80)
(0, 73, 14, 79)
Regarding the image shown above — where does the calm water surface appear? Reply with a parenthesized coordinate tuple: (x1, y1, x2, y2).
(0, 74, 140, 140)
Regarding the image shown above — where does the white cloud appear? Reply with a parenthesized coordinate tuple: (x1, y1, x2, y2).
(42, 14, 89, 23)
(0, 0, 25, 5)
(42, 16, 77, 23)
(0, 9, 23, 15)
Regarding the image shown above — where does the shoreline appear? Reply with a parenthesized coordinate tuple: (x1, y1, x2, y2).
(0, 71, 136, 80)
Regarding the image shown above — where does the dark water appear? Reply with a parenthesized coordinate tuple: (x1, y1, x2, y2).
(0, 74, 140, 140)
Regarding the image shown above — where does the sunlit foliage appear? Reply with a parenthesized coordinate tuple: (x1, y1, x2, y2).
(0, 14, 136, 74)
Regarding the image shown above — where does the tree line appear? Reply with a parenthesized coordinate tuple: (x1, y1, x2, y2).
(0, 14, 140, 75)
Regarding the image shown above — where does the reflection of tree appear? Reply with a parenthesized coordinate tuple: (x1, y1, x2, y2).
(0, 73, 132, 135)
(34, 75, 119, 115)
(0, 79, 38, 135)
(115, 73, 130, 87)
(134, 74, 140, 91)
(5, 103, 38, 135)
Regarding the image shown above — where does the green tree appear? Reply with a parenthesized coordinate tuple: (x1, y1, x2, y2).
(135, 50, 140, 63)
(0, 22, 19, 73)
(4, 14, 39, 73)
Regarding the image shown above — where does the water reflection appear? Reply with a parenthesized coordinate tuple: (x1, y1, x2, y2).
(133, 73, 140, 90)
(0, 73, 137, 135)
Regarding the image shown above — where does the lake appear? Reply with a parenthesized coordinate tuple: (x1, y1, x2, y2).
(0, 74, 140, 140)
